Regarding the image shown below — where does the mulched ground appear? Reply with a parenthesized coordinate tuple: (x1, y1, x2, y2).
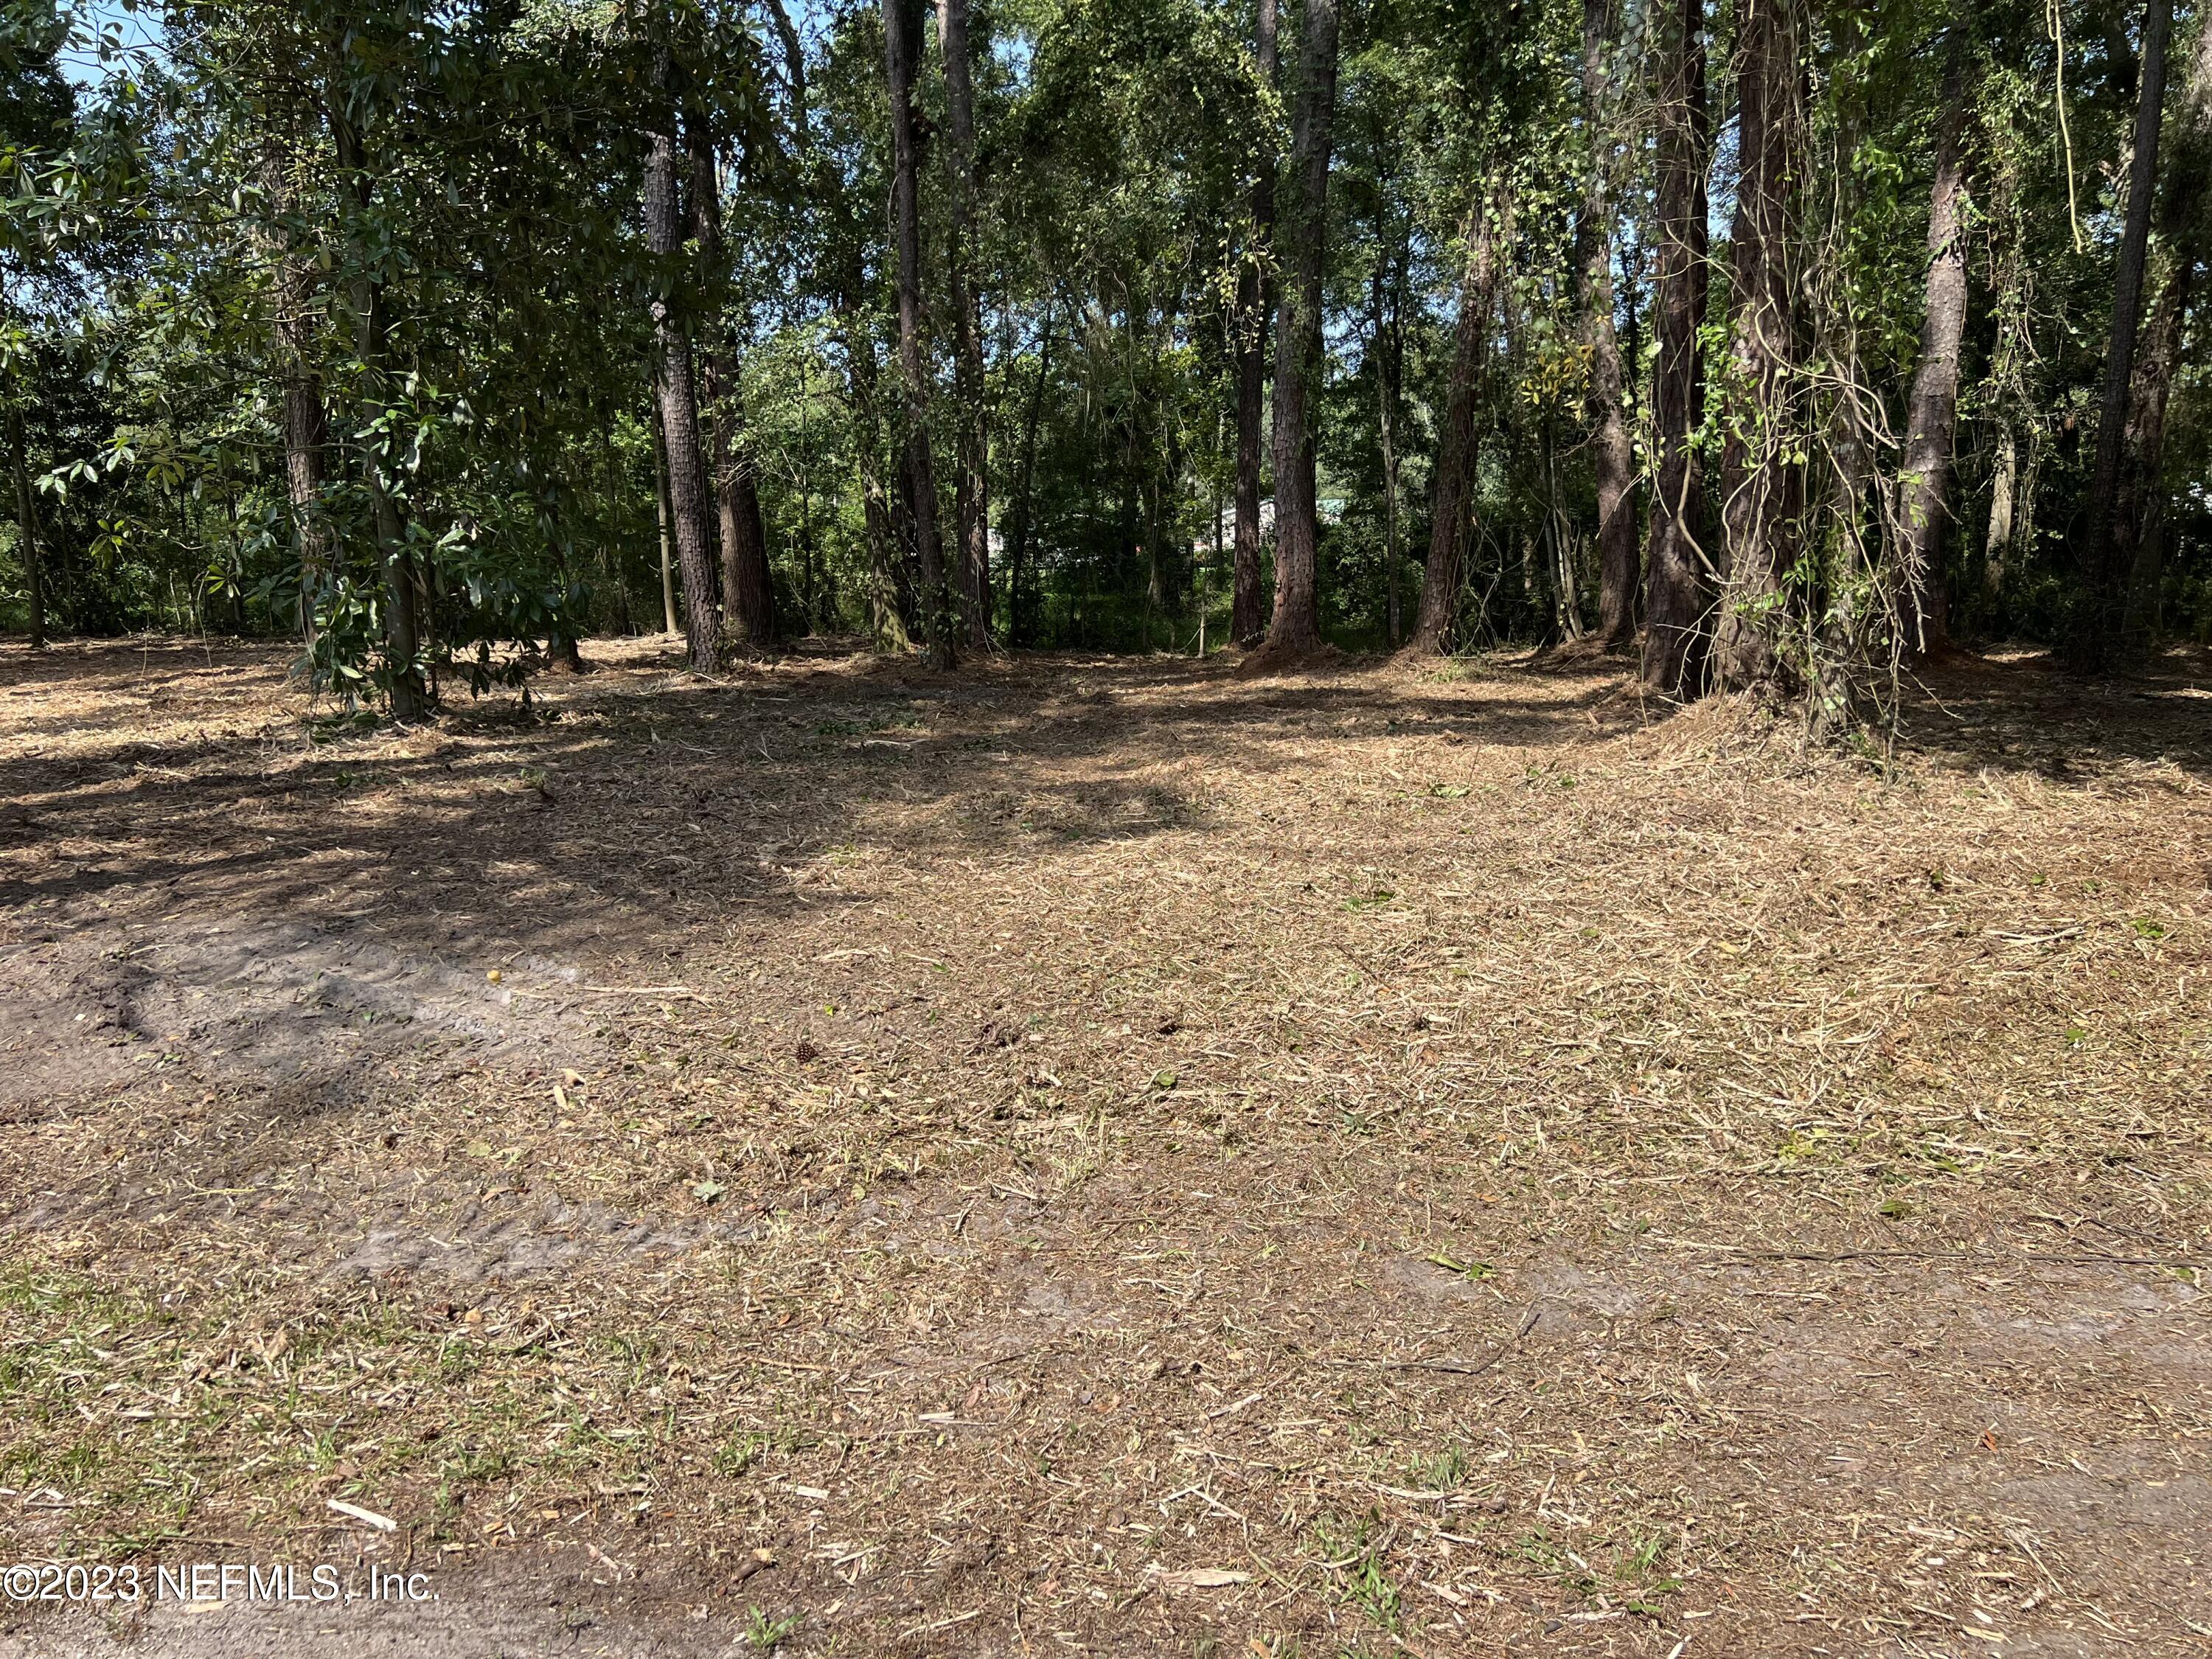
(0, 633, 2208, 1659)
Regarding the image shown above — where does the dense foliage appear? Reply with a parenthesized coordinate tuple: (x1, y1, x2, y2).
(2, 0, 2205, 704)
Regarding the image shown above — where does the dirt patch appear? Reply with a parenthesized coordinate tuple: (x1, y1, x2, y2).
(0, 636, 2208, 1656)
(0, 912, 597, 1117)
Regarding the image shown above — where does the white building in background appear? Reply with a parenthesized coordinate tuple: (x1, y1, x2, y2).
(1190, 496, 1273, 563)
(1190, 495, 1343, 563)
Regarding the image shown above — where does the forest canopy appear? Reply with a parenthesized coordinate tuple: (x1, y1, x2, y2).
(2, 0, 2207, 712)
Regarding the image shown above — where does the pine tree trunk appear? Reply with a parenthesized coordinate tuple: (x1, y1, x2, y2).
(1248, 0, 1339, 668)
(264, 134, 330, 647)
(1712, 0, 1803, 692)
(1231, 0, 1279, 648)
(938, 0, 992, 650)
(328, 94, 428, 716)
(1983, 428, 2016, 597)
(653, 404, 679, 636)
(883, 0, 954, 668)
(2068, 0, 2172, 672)
(8, 403, 46, 650)
(2116, 8, 2211, 652)
(1404, 195, 1500, 655)
(1579, 0, 1638, 647)
(1896, 32, 1971, 655)
(689, 133, 775, 651)
(281, 366, 328, 643)
(643, 41, 723, 674)
(1375, 243, 1406, 650)
(2116, 270, 2190, 646)
(1642, 0, 1711, 698)
(1006, 307, 1054, 647)
(838, 302, 911, 653)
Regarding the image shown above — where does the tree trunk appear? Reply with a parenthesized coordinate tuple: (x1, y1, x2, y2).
(689, 133, 775, 651)
(7, 403, 46, 650)
(642, 41, 723, 674)
(2115, 272, 2189, 646)
(883, 0, 954, 668)
(653, 403, 679, 635)
(1231, 0, 1279, 648)
(264, 136, 330, 647)
(2068, 0, 2171, 672)
(838, 302, 911, 653)
(1642, 0, 1711, 698)
(1403, 194, 1501, 655)
(1579, 0, 1638, 647)
(1711, 0, 1803, 692)
(1248, 0, 1339, 668)
(280, 363, 329, 644)
(937, 0, 992, 650)
(327, 92, 428, 717)
(1374, 240, 1407, 649)
(1006, 305, 1055, 647)
(1896, 33, 1971, 656)
(717, 423, 774, 650)
(1983, 427, 2016, 597)
(2116, 8, 2212, 652)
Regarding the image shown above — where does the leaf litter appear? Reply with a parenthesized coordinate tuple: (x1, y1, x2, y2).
(0, 634, 2207, 1655)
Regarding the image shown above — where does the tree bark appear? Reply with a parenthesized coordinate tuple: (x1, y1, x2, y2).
(1374, 237, 1407, 649)
(263, 135, 330, 647)
(643, 38, 723, 674)
(2115, 7, 2211, 652)
(688, 131, 775, 650)
(1006, 305, 1055, 647)
(652, 403, 679, 636)
(1231, 0, 1279, 648)
(1642, 0, 1711, 698)
(838, 302, 911, 653)
(883, 0, 954, 667)
(327, 86, 428, 716)
(1247, 0, 1339, 668)
(1579, 0, 1638, 647)
(1983, 427, 2016, 596)
(279, 355, 329, 643)
(1404, 195, 1501, 655)
(1711, 0, 1803, 692)
(8, 403, 46, 650)
(2068, 0, 2171, 672)
(1896, 31, 1972, 656)
(937, 0, 992, 650)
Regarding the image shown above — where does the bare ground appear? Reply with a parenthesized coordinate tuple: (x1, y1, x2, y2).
(0, 633, 2208, 1658)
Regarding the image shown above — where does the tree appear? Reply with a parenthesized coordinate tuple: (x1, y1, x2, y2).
(882, 0, 953, 668)
(1711, 0, 1803, 693)
(1231, 0, 1279, 647)
(644, 27, 724, 677)
(1643, 0, 1710, 698)
(1004, 305, 1056, 645)
(2068, 0, 2173, 672)
(2114, 4, 2212, 653)
(1248, 0, 1339, 667)
(1578, 0, 1636, 647)
(1895, 27, 1971, 655)
(690, 131, 775, 652)
(257, 86, 331, 644)
(1404, 187, 1502, 655)
(6, 401, 46, 649)
(938, 0, 992, 650)
(327, 29, 429, 716)
(1371, 226, 1408, 647)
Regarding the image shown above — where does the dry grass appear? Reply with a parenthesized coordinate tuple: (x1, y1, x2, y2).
(0, 633, 2208, 1658)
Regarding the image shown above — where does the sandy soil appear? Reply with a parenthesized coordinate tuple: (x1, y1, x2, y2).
(1, 633, 2208, 1658)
